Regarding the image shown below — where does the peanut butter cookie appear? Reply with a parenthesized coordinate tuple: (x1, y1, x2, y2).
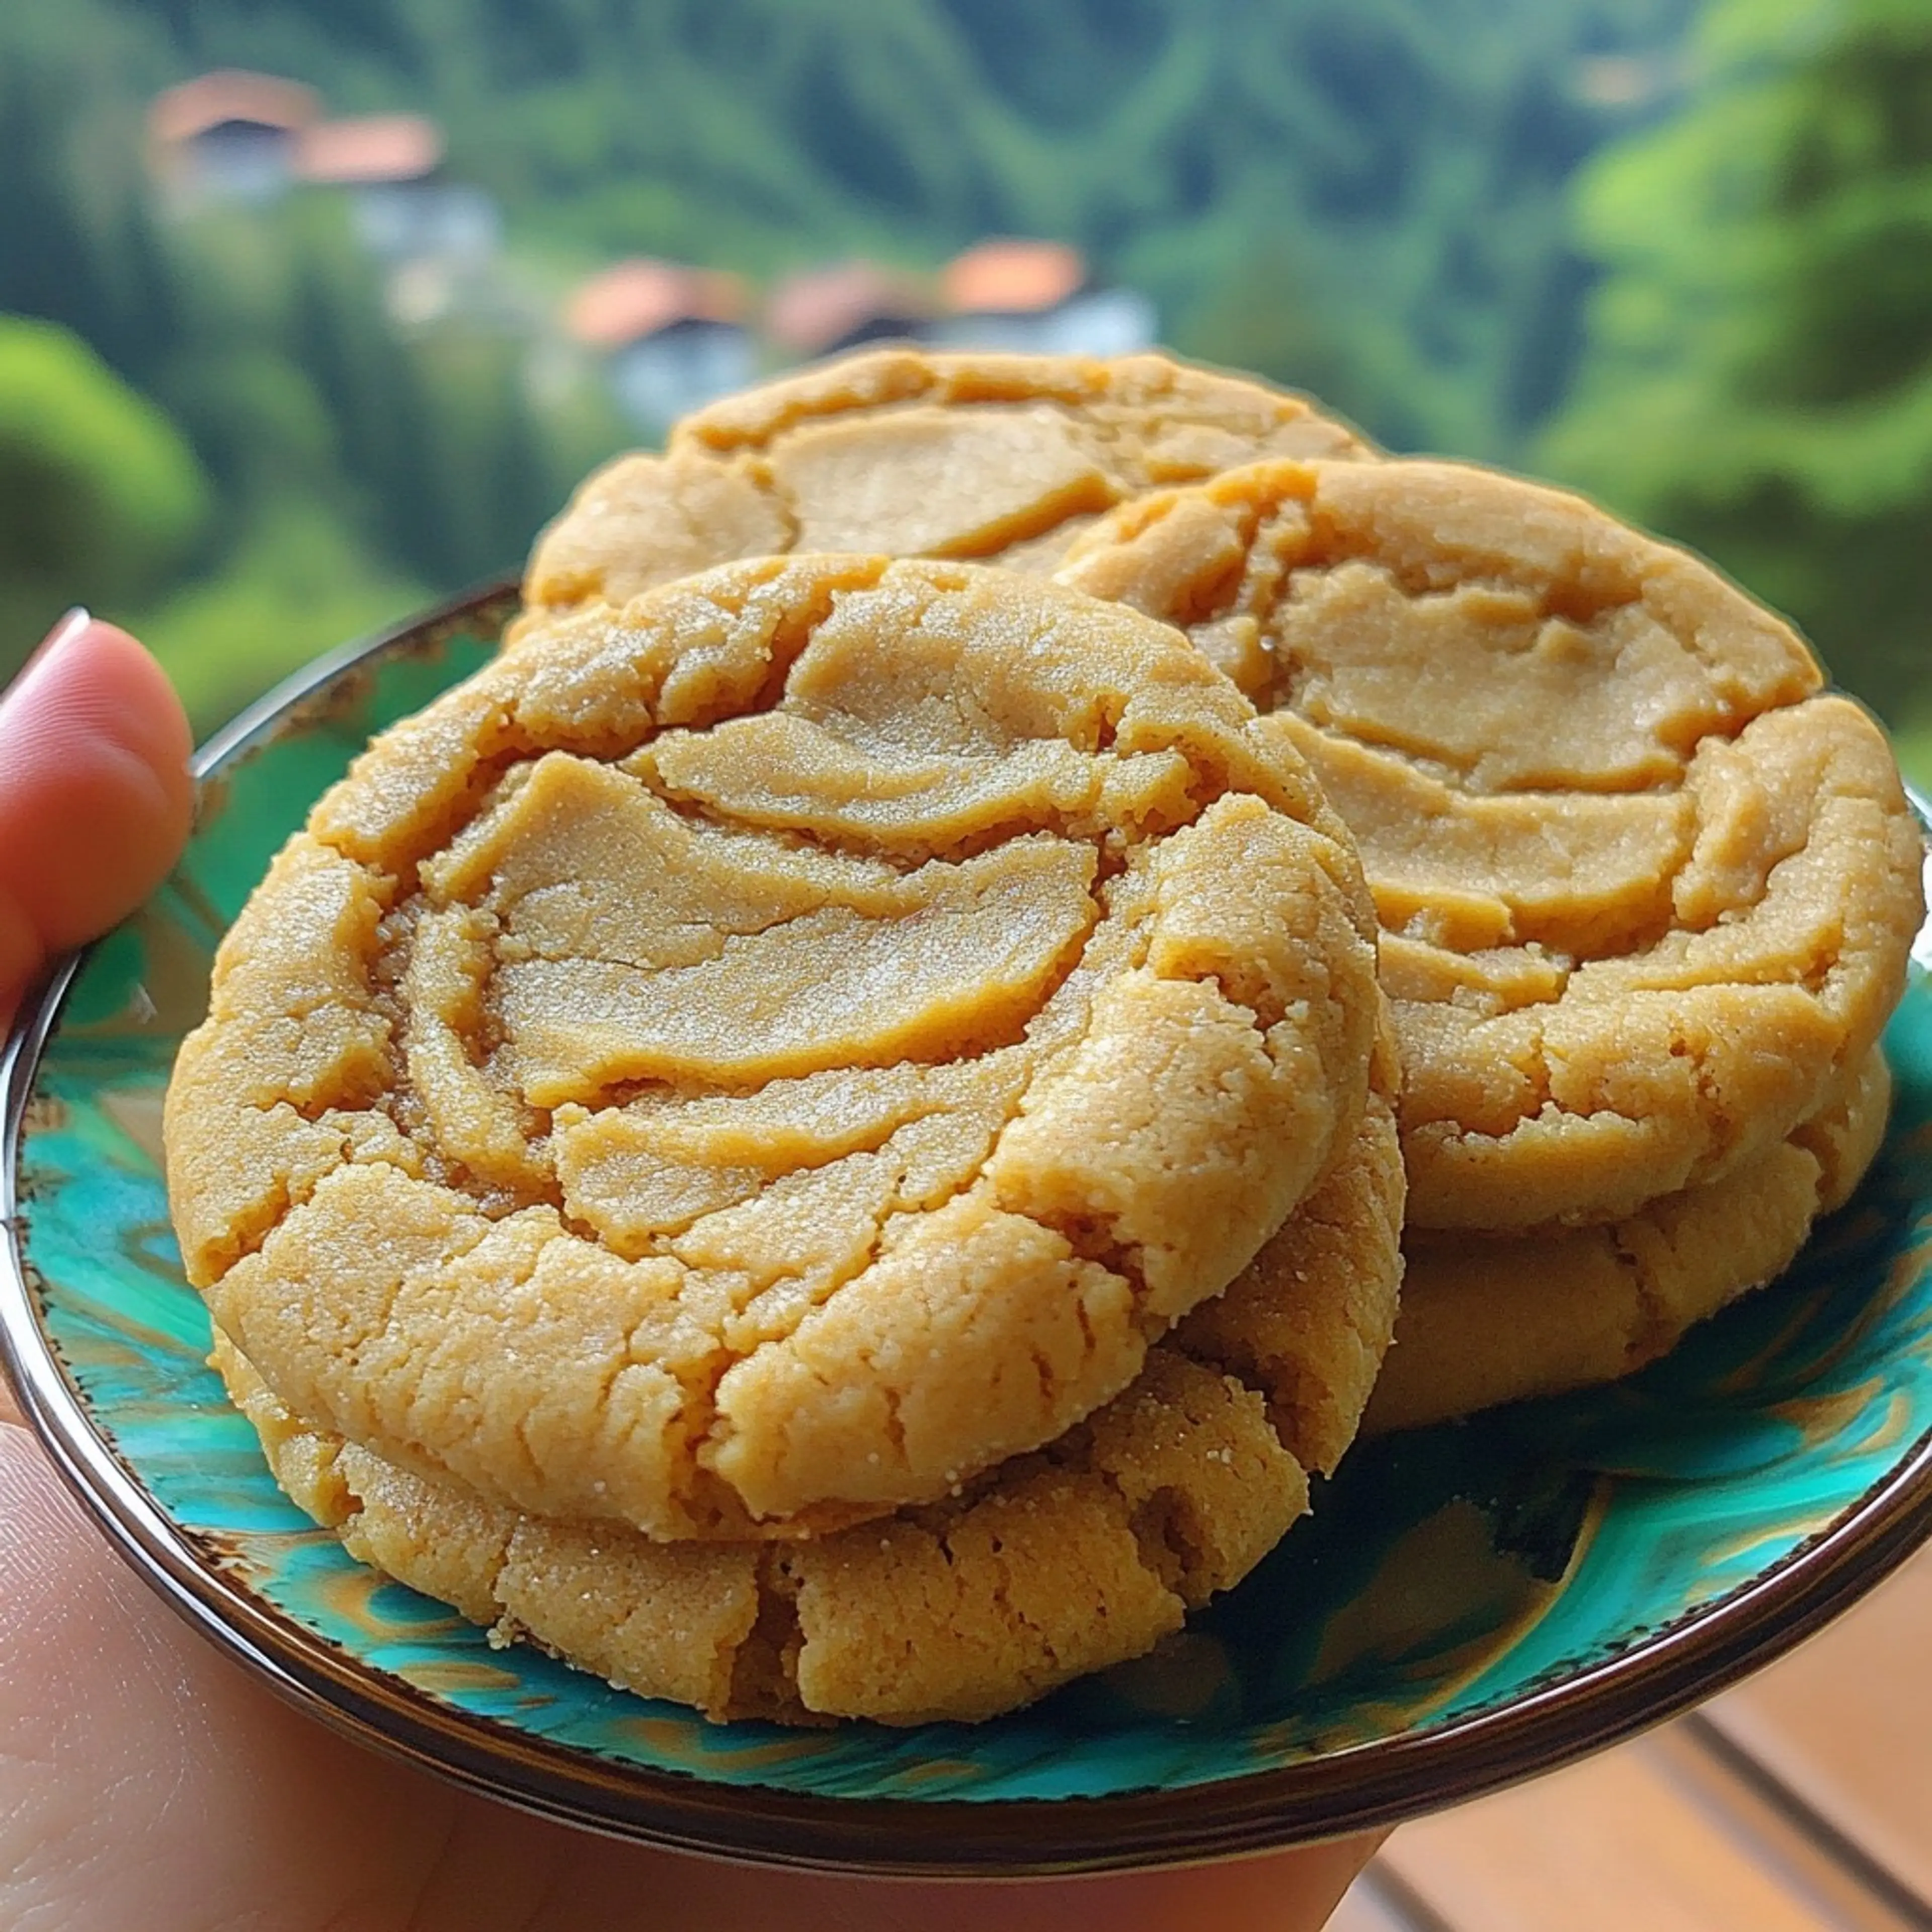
(516, 348, 1371, 638)
(166, 555, 1380, 1541)
(1058, 459, 1923, 1229)
(1364, 1050, 1891, 1432)
(210, 1039, 1403, 1726)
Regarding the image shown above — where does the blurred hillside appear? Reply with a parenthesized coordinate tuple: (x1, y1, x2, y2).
(8, 0, 1929, 744)
(1543, 0, 1932, 733)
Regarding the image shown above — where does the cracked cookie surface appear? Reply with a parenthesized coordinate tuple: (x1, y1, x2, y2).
(515, 347, 1372, 640)
(210, 1037, 1404, 1726)
(1057, 458, 1923, 1229)
(1364, 1049, 1890, 1433)
(165, 554, 1380, 1541)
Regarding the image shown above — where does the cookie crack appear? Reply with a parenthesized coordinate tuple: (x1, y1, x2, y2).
(1283, 514, 1647, 639)
(1167, 1323, 1312, 1472)
(1059, 1359, 1304, 1611)
(338, 1207, 503, 1392)
(679, 367, 951, 458)
(741, 455, 798, 549)
(367, 905, 558, 1221)
(205, 1147, 318, 1277)
(1606, 1221, 1673, 1372)
(634, 725, 1250, 874)
(636, 782, 1126, 875)
(1219, 511, 1801, 802)
(682, 1023, 1132, 1519)
(516, 875, 1102, 1116)
(314, 733, 542, 883)
(973, 1526, 1061, 1668)
(725, 1552, 810, 1721)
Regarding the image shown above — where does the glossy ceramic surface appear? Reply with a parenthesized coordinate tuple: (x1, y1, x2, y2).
(4, 581, 1929, 1874)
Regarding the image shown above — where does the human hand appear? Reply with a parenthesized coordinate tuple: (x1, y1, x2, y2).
(0, 610, 1380, 1931)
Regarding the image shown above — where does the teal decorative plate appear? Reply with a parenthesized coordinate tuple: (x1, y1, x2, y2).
(4, 581, 1931, 1876)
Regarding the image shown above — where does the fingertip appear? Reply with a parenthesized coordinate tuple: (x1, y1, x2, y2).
(11, 619, 198, 837)
(66, 621, 196, 780)
(0, 619, 196, 1012)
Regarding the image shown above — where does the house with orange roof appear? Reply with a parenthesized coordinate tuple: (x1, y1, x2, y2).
(565, 259, 754, 432)
(295, 114, 444, 189)
(296, 115, 500, 271)
(146, 70, 320, 206)
(765, 260, 937, 361)
(928, 238, 1156, 358)
(147, 75, 501, 317)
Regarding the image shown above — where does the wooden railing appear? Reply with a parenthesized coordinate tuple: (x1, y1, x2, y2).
(1336, 1545, 1932, 1931)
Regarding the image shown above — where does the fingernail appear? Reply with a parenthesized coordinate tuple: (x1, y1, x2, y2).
(7, 607, 93, 704)
(37, 607, 92, 661)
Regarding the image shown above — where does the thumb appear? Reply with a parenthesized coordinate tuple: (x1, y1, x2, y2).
(0, 610, 195, 1034)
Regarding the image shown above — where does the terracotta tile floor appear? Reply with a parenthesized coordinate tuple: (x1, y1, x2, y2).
(1333, 1543, 1932, 1930)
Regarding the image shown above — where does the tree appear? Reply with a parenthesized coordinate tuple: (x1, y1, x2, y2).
(1542, 0, 1932, 725)
(0, 0, 1708, 723)
(0, 34, 180, 388)
(0, 318, 211, 682)
(2, 0, 1694, 459)
(0, 10, 628, 725)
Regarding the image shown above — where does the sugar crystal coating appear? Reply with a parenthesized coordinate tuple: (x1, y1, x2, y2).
(515, 346, 1372, 639)
(1366, 1050, 1891, 1431)
(209, 1032, 1404, 1725)
(166, 554, 1380, 1540)
(1058, 458, 1923, 1229)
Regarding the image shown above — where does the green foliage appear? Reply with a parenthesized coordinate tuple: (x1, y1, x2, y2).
(1542, 0, 1932, 721)
(0, 19, 179, 388)
(131, 497, 426, 735)
(1889, 716, 1932, 793)
(0, 22, 629, 720)
(1128, 0, 1628, 456)
(1, 0, 1694, 452)
(158, 197, 593, 592)
(0, 0, 1707, 718)
(0, 318, 211, 681)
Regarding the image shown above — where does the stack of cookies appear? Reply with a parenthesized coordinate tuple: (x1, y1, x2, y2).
(164, 349, 1923, 1726)
(1054, 456, 1922, 1431)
